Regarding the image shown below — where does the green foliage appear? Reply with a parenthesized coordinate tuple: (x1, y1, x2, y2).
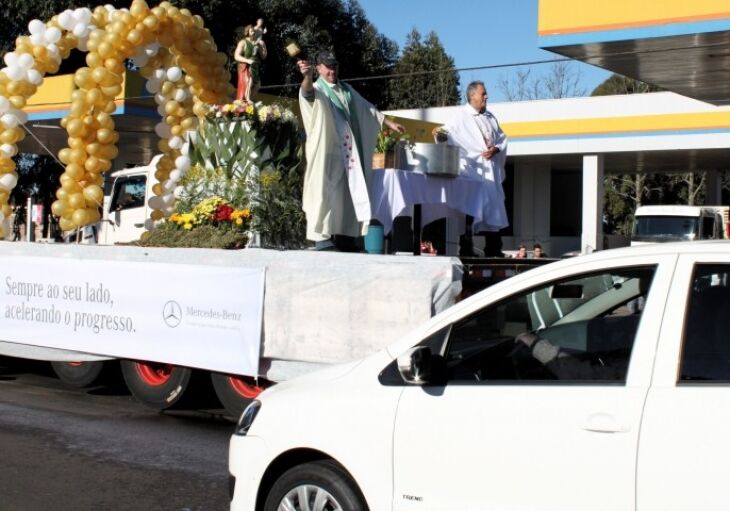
(136, 222, 249, 249)
(591, 74, 661, 96)
(387, 29, 460, 109)
(249, 162, 307, 249)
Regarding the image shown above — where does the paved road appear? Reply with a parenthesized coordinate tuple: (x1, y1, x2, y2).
(0, 357, 234, 511)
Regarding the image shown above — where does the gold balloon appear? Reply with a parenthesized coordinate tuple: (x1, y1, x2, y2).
(83, 185, 104, 206)
(68, 192, 85, 209)
(97, 129, 114, 144)
(66, 119, 85, 137)
(71, 209, 88, 226)
(84, 156, 102, 173)
(59, 217, 75, 231)
(69, 148, 87, 164)
(86, 52, 102, 68)
(150, 210, 164, 221)
(127, 30, 143, 45)
(65, 163, 84, 179)
(51, 200, 68, 217)
(152, 183, 163, 195)
(56, 188, 69, 201)
(1, 204, 11, 217)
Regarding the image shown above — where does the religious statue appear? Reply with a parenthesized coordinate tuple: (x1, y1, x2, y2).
(234, 19, 267, 102)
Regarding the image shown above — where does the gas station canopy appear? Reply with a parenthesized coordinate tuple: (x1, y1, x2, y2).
(539, 0, 730, 105)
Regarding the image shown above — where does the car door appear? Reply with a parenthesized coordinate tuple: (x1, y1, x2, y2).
(391, 255, 675, 511)
(638, 253, 730, 510)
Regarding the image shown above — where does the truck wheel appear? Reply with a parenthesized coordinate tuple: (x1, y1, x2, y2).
(120, 360, 198, 411)
(211, 373, 270, 418)
(50, 361, 105, 388)
(264, 460, 368, 511)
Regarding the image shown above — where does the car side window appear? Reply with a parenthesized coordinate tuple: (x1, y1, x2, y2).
(679, 264, 730, 382)
(110, 176, 146, 211)
(445, 266, 656, 384)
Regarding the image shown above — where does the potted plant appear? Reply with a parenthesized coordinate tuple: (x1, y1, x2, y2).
(373, 123, 410, 169)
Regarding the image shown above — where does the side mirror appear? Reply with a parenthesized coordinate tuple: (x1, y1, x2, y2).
(397, 346, 433, 384)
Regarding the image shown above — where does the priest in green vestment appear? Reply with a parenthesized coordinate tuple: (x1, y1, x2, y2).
(298, 51, 405, 250)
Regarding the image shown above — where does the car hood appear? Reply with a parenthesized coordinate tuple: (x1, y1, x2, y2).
(259, 358, 365, 399)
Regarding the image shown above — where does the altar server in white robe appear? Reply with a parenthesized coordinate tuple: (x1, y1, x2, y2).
(436, 80, 509, 235)
(298, 51, 405, 250)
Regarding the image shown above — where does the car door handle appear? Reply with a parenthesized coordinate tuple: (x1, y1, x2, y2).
(582, 413, 629, 433)
(134, 223, 144, 227)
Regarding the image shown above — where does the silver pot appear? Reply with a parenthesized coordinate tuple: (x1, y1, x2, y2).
(394, 142, 461, 177)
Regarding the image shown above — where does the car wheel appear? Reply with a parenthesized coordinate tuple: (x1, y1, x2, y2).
(120, 360, 203, 411)
(264, 460, 368, 511)
(51, 361, 105, 388)
(210, 373, 270, 418)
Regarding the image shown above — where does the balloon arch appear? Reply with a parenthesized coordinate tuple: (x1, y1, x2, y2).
(0, 0, 233, 237)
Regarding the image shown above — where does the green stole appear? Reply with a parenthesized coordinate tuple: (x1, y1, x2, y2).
(316, 77, 364, 166)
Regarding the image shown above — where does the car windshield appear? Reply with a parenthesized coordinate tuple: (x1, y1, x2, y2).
(633, 216, 699, 240)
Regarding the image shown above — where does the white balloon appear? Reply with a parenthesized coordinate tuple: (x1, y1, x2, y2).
(77, 39, 88, 52)
(1, 114, 19, 129)
(18, 53, 34, 69)
(72, 23, 88, 38)
(0, 212, 5, 223)
(14, 110, 27, 125)
(166, 67, 182, 82)
(162, 179, 176, 192)
(145, 78, 161, 94)
(147, 196, 163, 210)
(173, 88, 187, 102)
(168, 136, 183, 150)
(58, 11, 74, 30)
(131, 54, 149, 68)
(173, 186, 184, 199)
(75, 8, 92, 25)
(163, 205, 175, 215)
(30, 33, 45, 46)
(44, 27, 62, 44)
(0, 173, 18, 190)
(180, 142, 190, 154)
(174, 155, 191, 171)
(0, 144, 17, 157)
(0, 97, 9, 114)
(169, 169, 182, 181)
(154, 123, 171, 138)
(28, 19, 46, 35)
(145, 43, 160, 57)
(3, 52, 18, 67)
(4, 66, 24, 81)
(156, 105, 166, 116)
(144, 218, 154, 230)
(153, 69, 166, 81)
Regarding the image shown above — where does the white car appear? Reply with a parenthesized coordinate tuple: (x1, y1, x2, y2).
(229, 241, 730, 511)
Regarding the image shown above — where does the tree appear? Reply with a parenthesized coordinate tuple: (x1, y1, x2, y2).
(386, 28, 460, 109)
(497, 61, 586, 101)
(1, 0, 399, 108)
(591, 73, 661, 96)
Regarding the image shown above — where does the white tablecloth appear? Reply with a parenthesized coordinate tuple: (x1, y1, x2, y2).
(371, 168, 488, 234)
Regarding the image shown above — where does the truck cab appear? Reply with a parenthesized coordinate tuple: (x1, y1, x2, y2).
(96, 156, 159, 245)
(631, 205, 726, 246)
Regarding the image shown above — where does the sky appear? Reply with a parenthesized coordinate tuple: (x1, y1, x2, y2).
(356, 0, 612, 103)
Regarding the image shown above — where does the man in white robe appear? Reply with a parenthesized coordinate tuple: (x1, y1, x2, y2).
(436, 80, 508, 255)
(298, 51, 405, 250)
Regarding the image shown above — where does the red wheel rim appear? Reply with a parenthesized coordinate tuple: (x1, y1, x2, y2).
(227, 376, 264, 399)
(67, 362, 83, 367)
(135, 362, 173, 386)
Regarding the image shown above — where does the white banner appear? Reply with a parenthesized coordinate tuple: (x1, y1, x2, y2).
(0, 256, 265, 377)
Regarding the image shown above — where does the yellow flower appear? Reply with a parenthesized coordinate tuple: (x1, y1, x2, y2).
(235, 218, 243, 225)
(183, 223, 193, 230)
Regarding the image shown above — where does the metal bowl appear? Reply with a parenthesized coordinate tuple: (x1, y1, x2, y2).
(394, 142, 461, 177)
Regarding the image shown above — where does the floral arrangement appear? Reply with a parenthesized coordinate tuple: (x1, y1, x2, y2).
(169, 196, 251, 231)
(205, 100, 297, 126)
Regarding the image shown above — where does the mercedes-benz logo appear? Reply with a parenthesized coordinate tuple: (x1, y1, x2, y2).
(162, 300, 182, 328)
